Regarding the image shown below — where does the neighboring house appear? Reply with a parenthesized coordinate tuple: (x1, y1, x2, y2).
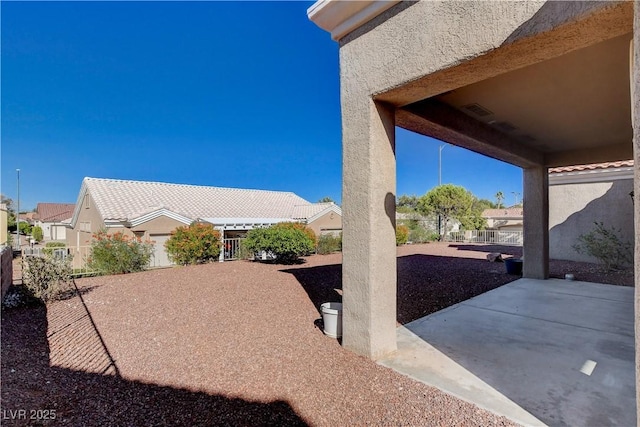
(18, 212, 37, 225)
(0, 204, 7, 245)
(35, 203, 75, 241)
(549, 160, 634, 264)
(482, 207, 523, 232)
(68, 177, 342, 267)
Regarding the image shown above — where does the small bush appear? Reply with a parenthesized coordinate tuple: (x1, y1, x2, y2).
(87, 230, 154, 275)
(31, 225, 44, 242)
(572, 222, 633, 271)
(396, 225, 409, 246)
(317, 234, 342, 255)
(243, 222, 315, 264)
(408, 226, 439, 243)
(165, 222, 221, 265)
(22, 254, 74, 303)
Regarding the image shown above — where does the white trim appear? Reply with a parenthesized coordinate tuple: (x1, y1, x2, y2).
(549, 167, 634, 185)
(129, 209, 193, 227)
(307, 0, 401, 41)
(200, 217, 291, 231)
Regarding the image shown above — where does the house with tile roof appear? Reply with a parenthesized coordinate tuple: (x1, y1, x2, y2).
(481, 207, 523, 232)
(35, 203, 75, 242)
(549, 160, 634, 264)
(67, 177, 342, 267)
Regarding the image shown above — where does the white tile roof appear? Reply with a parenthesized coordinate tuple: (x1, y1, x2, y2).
(291, 202, 336, 220)
(78, 177, 317, 224)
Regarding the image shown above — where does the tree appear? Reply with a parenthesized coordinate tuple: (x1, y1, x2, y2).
(396, 194, 420, 213)
(459, 197, 489, 231)
(318, 196, 335, 203)
(495, 191, 505, 209)
(418, 184, 474, 240)
(31, 225, 44, 242)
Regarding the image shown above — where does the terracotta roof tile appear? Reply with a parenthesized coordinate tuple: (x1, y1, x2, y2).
(549, 160, 634, 174)
(482, 208, 523, 218)
(37, 203, 76, 222)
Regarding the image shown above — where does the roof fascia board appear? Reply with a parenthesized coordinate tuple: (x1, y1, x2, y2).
(129, 209, 193, 228)
(307, 0, 401, 41)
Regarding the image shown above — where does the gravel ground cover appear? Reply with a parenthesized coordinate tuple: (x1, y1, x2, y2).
(1, 243, 632, 426)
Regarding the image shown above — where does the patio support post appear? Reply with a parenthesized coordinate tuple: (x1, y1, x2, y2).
(631, 10, 640, 421)
(522, 166, 549, 279)
(341, 96, 397, 359)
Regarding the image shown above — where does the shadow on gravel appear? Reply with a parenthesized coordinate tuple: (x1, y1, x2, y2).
(1, 302, 309, 426)
(284, 253, 517, 325)
(447, 244, 522, 258)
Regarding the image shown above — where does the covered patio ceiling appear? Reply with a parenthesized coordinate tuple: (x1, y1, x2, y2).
(397, 32, 633, 168)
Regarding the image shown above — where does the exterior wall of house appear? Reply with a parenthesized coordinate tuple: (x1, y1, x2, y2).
(67, 192, 107, 248)
(549, 178, 634, 264)
(307, 211, 342, 236)
(130, 215, 186, 238)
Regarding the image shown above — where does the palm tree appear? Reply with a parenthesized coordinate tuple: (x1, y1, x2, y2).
(495, 191, 504, 209)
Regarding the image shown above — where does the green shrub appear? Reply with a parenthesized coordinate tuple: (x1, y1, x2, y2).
(87, 230, 154, 275)
(243, 222, 315, 264)
(316, 234, 342, 255)
(407, 226, 439, 243)
(22, 254, 74, 302)
(165, 222, 221, 265)
(396, 225, 409, 246)
(43, 241, 67, 256)
(31, 225, 44, 242)
(572, 222, 633, 271)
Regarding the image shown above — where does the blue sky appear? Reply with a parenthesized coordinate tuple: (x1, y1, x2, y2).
(1, 1, 523, 211)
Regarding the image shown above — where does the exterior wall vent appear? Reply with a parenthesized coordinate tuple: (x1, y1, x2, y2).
(462, 103, 493, 117)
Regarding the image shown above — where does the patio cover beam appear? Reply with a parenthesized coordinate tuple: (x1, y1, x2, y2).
(397, 99, 544, 169)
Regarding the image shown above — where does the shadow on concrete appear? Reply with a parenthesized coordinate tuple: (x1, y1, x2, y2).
(1, 299, 308, 426)
(284, 252, 518, 325)
(397, 279, 636, 427)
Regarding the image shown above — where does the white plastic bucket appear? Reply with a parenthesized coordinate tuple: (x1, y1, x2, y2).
(320, 302, 342, 338)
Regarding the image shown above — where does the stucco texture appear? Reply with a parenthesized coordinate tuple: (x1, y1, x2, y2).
(550, 179, 634, 264)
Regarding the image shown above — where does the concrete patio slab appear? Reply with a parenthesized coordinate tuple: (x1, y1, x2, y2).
(379, 278, 635, 427)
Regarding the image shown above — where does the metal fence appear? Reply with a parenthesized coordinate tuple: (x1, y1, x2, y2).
(445, 230, 523, 246)
(223, 238, 245, 261)
(21, 245, 97, 277)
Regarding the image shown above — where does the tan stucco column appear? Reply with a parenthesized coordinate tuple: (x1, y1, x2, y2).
(631, 5, 640, 420)
(341, 98, 397, 359)
(522, 166, 549, 279)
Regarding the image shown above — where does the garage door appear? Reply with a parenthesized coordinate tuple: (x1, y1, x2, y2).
(150, 234, 172, 267)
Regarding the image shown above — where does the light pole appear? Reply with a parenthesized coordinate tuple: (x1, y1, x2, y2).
(16, 169, 20, 249)
(437, 144, 446, 238)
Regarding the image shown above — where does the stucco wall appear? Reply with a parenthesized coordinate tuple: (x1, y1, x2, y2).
(549, 179, 634, 264)
(67, 192, 106, 248)
(307, 211, 342, 236)
(131, 215, 186, 237)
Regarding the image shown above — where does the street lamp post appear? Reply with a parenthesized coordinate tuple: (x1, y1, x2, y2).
(16, 169, 21, 250)
(437, 144, 446, 238)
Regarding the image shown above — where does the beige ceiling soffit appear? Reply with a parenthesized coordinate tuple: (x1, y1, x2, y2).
(397, 100, 544, 169)
(307, 0, 401, 41)
(545, 143, 633, 168)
